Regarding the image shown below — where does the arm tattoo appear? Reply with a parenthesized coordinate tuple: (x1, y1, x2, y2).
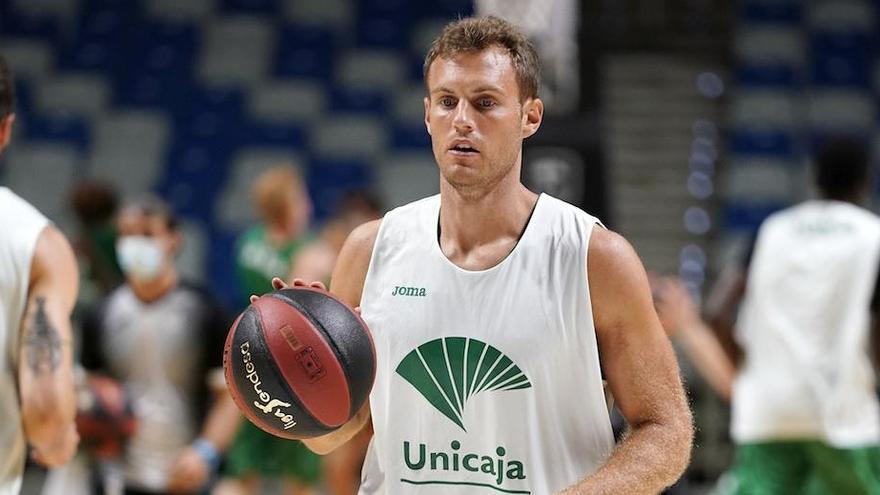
(24, 297, 62, 375)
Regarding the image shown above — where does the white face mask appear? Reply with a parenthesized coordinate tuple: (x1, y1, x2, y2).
(116, 236, 166, 282)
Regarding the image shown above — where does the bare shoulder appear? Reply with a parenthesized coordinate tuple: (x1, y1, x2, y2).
(330, 219, 382, 305)
(344, 219, 382, 257)
(587, 226, 653, 329)
(30, 225, 77, 283)
(587, 226, 645, 283)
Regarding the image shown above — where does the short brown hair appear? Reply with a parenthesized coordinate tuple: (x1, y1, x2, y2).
(423, 16, 540, 102)
(0, 54, 14, 119)
(251, 165, 304, 222)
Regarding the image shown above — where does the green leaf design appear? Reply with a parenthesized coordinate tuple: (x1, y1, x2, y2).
(396, 337, 532, 431)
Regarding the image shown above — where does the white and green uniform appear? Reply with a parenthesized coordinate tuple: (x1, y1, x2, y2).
(359, 194, 614, 495)
(733, 200, 880, 447)
(0, 188, 48, 495)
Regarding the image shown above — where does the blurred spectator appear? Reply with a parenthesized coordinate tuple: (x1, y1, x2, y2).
(657, 136, 880, 494)
(69, 181, 123, 309)
(80, 196, 239, 494)
(290, 191, 383, 284)
(220, 165, 321, 495)
(235, 165, 313, 297)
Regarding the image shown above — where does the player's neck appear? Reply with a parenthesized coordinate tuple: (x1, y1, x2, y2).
(129, 267, 178, 303)
(438, 179, 538, 268)
(266, 220, 301, 248)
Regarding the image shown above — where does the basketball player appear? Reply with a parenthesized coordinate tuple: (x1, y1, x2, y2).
(0, 54, 80, 493)
(269, 17, 693, 494)
(655, 137, 880, 494)
(80, 197, 240, 494)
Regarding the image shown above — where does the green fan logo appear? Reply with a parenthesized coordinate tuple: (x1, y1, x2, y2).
(396, 337, 532, 431)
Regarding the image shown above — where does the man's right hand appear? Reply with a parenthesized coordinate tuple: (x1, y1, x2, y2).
(31, 424, 79, 468)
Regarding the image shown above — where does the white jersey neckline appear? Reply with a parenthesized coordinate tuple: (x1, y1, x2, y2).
(430, 193, 546, 276)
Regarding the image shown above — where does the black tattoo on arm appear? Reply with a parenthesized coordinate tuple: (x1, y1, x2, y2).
(24, 297, 62, 375)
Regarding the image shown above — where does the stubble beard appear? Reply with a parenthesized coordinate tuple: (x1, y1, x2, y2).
(441, 154, 519, 201)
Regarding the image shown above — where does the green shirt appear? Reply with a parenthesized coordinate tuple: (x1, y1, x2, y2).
(235, 226, 311, 302)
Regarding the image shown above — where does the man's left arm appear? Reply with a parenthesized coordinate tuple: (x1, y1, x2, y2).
(559, 228, 693, 495)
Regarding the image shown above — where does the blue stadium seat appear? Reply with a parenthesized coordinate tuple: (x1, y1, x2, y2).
(80, 0, 141, 12)
(59, 41, 118, 72)
(13, 81, 34, 117)
(207, 229, 245, 310)
(356, 14, 409, 48)
(810, 32, 873, 87)
(730, 129, 797, 157)
(391, 123, 431, 150)
(810, 54, 872, 87)
(173, 86, 245, 141)
(160, 143, 231, 219)
(735, 64, 801, 87)
(129, 20, 199, 75)
(359, 0, 407, 15)
(308, 160, 373, 220)
(24, 113, 91, 151)
(274, 25, 336, 80)
(0, 10, 61, 44)
(415, 0, 473, 19)
(77, 8, 127, 41)
(236, 122, 307, 148)
(724, 202, 786, 231)
(329, 86, 387, 115)
(741, 0, 802, 23)
(113, 73, 190, 109)
(220, 0, 279, 15)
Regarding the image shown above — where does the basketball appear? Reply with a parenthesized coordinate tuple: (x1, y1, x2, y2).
(223, 287, 376, 440)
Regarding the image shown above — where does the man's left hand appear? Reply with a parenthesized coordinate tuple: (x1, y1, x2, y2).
(167, 446, 210, 494)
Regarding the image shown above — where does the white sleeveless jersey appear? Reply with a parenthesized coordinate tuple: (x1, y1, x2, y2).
(358, 194, 615, 495)
(732, 200, 880, 447)
(0, 187, 48, 495)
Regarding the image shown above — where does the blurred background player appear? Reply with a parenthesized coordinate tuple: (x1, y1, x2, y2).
(221, 164, 322, 495)
(0, 52, 80, 494)
(69, 181, 124, 310)
(290, 190, 382, 284)
(236, 165, 313, 299)
(80, 197, 239, 494)
(656, 136, 880, 494)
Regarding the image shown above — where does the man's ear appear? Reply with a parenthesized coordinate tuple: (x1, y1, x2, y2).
(168, 229, 183, 258)
(521, 98, 543, 139)
(0, 113, 16, 152)
(424, 96, 432, 135)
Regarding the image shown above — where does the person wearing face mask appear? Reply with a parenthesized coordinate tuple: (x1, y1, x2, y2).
(79, 197, 241, 495)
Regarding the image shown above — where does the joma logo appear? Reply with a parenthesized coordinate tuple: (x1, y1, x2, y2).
(392, 286, 427, 297)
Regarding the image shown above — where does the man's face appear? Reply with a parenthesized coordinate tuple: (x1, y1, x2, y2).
(424, 47, 542, 193)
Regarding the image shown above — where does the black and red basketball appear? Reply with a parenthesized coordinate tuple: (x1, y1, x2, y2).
(223, 287, 376, 440)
